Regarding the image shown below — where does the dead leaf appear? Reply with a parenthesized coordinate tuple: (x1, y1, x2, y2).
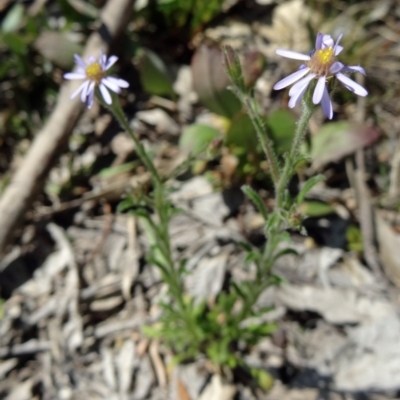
(333, 315, 400, 391)
(277, 284, 395, 324)
(188, 253, 229, 303)
(116, 340, 136, 394)
(34, 31, 82, 69)
(136, 108, 180, 135)
(309, 122, 380, 171)
(191, 44, 241, 118)
(177, 378, 192, 400)
(376, 210, 400, 287)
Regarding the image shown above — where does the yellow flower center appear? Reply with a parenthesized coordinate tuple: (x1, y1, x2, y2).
(85, 62, 104, 83)
(316, 47, 334, 64)
(307, 46, 336, 76)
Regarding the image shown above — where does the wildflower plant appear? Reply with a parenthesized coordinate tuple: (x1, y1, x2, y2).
(221, 31, 368, 343)
(63, 36, 367, 388)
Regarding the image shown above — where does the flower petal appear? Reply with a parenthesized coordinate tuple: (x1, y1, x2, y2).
(322, 34, 334, 48)
(74, 54, 86, 68)
(64, 72, 86, 80)
(343, 65, 366, 75)
(329, 61, 344, 74)
(99, 52, 107, 69)
(105, 56, 118, 70)
(273, 67, 310, 90)
(70, 81, 88, 100)
(335, 45, 344, 55)
(106, 76, 129, 88)
(99, 83, 112, 104)
(288, 73, 316, 96)
(336, 73, 368, 96)
(288, 79, 310, 108)
(334, 33, 343, 52)
(275, 49, 310, 61)
(86, 83, 95, 109)
(321, 85, 333, 119)
(101, 77, 121, 93)
(315, 32, 323, 50)
(80, 80, 90, 102)
(313, 76, 326, 104)
(87, 81, 95, 99)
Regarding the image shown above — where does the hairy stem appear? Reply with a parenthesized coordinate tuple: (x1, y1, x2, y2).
(244, 97, 281, 186)
(276, 100, 313, 208)
(107, 98, 163, 187)
(230, 86, 281, 186)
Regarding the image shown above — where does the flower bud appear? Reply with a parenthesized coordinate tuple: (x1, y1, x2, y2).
(223, 45, 246, 92)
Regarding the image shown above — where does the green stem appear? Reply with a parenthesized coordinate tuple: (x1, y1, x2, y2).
(230, 86, 281, 186)
(276, 99, 313, 209)
(244, 97, 281, 186)
(107, 98, 163, 187)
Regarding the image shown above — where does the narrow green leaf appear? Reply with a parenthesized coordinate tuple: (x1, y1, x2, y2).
(244, 251, 260, 265)
(273, 247, 298, 262)
(241, 185, 268, 221)
(298, 201, 335, 217)
(117, 198, 135, 213)
(269, 274, 286, 285)
(98, 162, 137, 178)
(146, 255, 169, 276)
(231, 282, 246, 300)
(238, 241, 253, 252)
(296, 174, 325, 203)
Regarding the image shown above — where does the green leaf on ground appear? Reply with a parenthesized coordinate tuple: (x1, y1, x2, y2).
(179, 123, 221, 155)
(2, 33, 27, 55)
(225, 113, 258, 151)
(97, 162, 137, 179)
(2, 3, 24, 33)
(266, 109, 296, 153)
(137, 48, 175, 97)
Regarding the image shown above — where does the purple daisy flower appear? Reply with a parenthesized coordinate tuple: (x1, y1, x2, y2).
(64, 53, 129, 109)
(273, 33, 368, 119)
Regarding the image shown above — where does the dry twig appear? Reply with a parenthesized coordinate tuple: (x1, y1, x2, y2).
(349, 73, 382, 277)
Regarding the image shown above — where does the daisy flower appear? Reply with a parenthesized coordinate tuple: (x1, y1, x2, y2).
(273, 33, 368, 119)
(64, 53, 129, 109)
